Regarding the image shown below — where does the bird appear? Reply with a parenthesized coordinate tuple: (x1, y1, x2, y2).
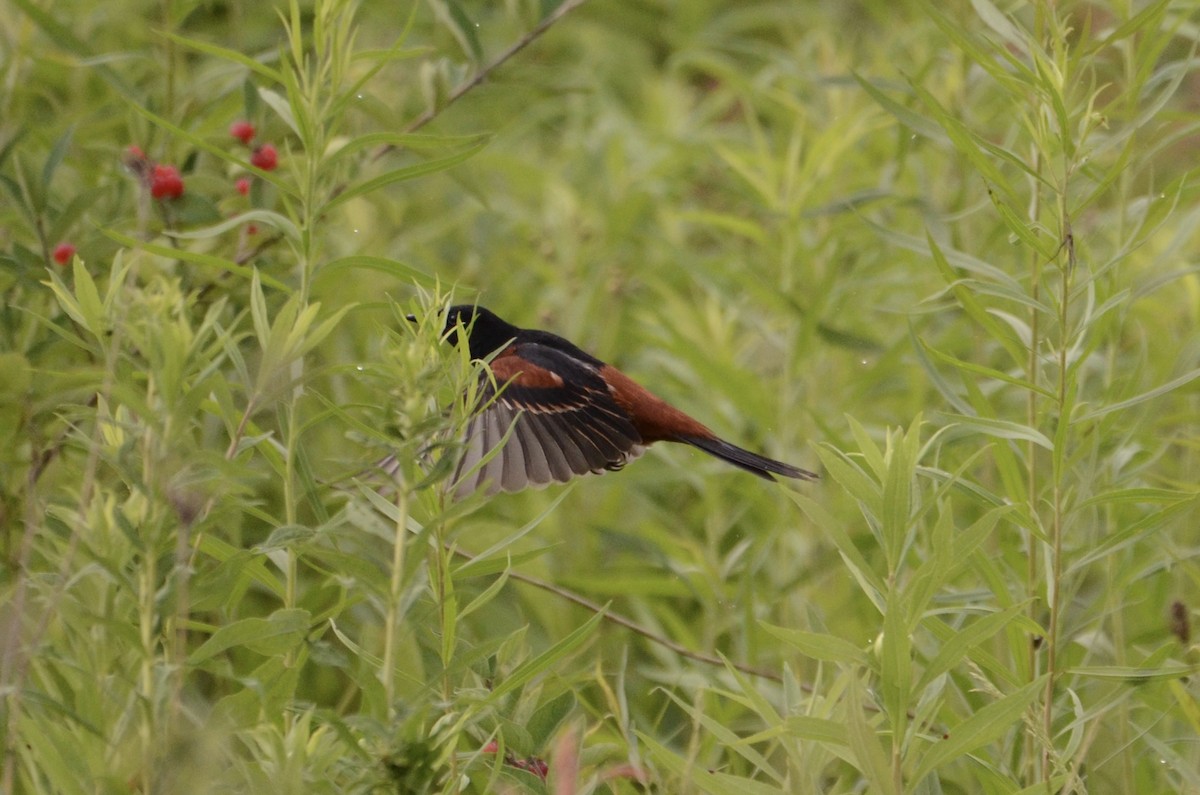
(415, 304, 817, 499)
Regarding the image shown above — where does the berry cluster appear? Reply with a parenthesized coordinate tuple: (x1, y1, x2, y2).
(229, 120, 278, 239)
(150, 164, 185, 199)
(480, 741, 549, 781)
(121, 145, 186, 200)
(229, 119, 278, 176)
(54, 121, 284, 267)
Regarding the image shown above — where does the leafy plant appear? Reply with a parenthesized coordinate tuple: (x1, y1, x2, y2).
(2, 0, 1197, 793)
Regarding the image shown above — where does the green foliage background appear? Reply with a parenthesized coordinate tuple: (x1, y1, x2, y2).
(2, 0, 1199, 792)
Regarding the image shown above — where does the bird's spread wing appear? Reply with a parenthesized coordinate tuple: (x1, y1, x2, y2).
(452, 343, 644, 498)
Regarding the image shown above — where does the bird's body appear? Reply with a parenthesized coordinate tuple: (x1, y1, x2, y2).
(429, 305, 816, 498)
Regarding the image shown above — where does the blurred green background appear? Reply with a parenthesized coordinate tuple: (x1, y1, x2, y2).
(2, 0, 1198, 792)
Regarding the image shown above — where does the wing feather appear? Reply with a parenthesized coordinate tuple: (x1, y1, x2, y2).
(479, 406, 510, 494)
(499, 409, 532, 492)
(523, 413, 575, 483)
(513, 416, 553, 485)
(450, 342, 646, 498)
(536, 411, 596, 475)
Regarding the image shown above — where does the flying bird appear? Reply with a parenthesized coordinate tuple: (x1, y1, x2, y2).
(417, 305, 817, 498)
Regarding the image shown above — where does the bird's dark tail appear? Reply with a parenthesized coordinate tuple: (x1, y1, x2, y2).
(677, 435, 818, 481)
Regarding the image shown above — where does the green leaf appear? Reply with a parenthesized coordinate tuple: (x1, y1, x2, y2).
(101, 228, 290, 292)
(738, 714, 849, 747)
(43, 265, 87, 332)
(818, 443, 883, 518)
(916, 604, 1033, 693)
(759, 623, 868, 666)
(940, 414, 1054, 450)
(315, 255, 435, 288)
(912, 676, 1045, 782)
(847, 675, 898, 795)
(163, 30, 284, 83)
(969, 0, 1028, 55)
(526, 691, 576, 748)
(42, 125, 74, 188)
(429, 0, 483, 61)
(325, 131, 489, 165)
(71, 257, 105, 336)
(919, 0, 1036, 99)
(211, 657, 301, 729)
(917, 337, 1055, 398)
(188, 608, 311, 664)
(989, 191, 1058, 258)
(486, 610, 604, 702)
(457, 566, 511, 624)
(323, 140, 488, 213)
(880, 590, 912, 741)
(1069, 494, 1198, 574)
(49, 186, 105, 244)
(906, 503, 955, 621)
(195, 534, 285, 600)
(639, 731, 781, 795)
(659, 688, 784, 784)
(448, 547, 551, 579)
(169, 192, 225, 226)
(1078, 366, 1200, 421)
(855, 74, 946, 141)
(787, 487, 886, 614)
(257, 87, 302, 140)
(1077, 488, 1198, 508)
(249, 269, 270, 350)
(1066, 663, 1195, 681)
(255, 524, 318, 551)
(880, 417, 920, 570)
(168, 209, 301, 243)
(675, 209, 768, 244)
(926, 233, 1026, 366)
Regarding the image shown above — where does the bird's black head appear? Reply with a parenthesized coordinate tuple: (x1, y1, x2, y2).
(438, 304, 520, 360)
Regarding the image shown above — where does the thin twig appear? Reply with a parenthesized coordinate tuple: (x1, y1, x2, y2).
(314, 1, 591, 251)
(390, 0, 591, 142)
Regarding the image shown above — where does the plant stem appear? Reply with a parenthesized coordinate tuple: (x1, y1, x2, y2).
(403, 0, 591, 137)
(284, 401, 300, 616)
(1025, 148, 1044, 786)
(382, 478, 408, 719)
(1042, 216, 1074, 781)
(139, 543, 158, 787)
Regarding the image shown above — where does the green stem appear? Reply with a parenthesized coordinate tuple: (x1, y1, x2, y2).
(162, 0, 175, 118)
(284, 401, 299, 614)
(139, 545, 158, 787)
(1042, 214, 1073, 782)
(382, 479, 409, 719)
(1025, 149, 1044, 786)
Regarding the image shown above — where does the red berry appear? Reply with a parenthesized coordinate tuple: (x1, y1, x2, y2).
(481, 741, 498, 754)
(515, 758, 548, 781)
(52, 242, 76, 266)
(150, 164, 185, 200)
(235, 177, 251, 196)
(229, 120, 256, 144)
(250, 144, 278, 171)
